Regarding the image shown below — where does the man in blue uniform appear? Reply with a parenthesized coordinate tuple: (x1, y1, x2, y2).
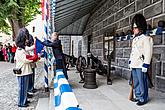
(129, 14, 153, 106)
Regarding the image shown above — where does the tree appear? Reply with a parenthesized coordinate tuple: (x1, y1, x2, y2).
(0, 0, 41, 40)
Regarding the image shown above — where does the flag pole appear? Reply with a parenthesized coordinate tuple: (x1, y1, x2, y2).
(42, 0, 49, 92)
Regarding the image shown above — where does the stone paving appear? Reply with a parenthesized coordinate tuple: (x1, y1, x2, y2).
(1, 61, 165, 110)
(67, 67, 165, 110)
(0, 61, 48, 110)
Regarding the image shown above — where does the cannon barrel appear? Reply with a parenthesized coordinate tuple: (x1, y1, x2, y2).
(63, 54, 77, 67)
(88, 53, 107, 75)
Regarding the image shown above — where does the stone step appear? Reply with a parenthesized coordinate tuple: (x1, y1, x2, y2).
(35, 88, 54, 110)
(35, 98, 49, 110)
(49, 89, 54, 110)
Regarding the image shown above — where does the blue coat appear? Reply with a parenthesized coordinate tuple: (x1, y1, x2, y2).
(42, 39, 63, 59)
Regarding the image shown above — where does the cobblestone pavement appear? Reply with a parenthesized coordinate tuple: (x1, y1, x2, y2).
(0, 61, 49, 110)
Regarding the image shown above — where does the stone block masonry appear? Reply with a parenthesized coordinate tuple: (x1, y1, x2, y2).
(59, 36, 71, 55)
(83, 0, 165, 92)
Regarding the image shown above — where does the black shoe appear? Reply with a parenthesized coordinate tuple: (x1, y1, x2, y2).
(45, 87, 49, 92)
(26, 100, 30, 104)
(107, 80, 112, 85)
(136, 101, 147, 106)
(131, 98, 139, 102)
(32, 88, 37, 93)
(18, 104, 29, 107)
(27, 93, 33, 98)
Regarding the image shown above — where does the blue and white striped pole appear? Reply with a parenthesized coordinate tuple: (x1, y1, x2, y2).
(47, 0, 54, 86)
(43, 0, 49, 91)
(52, 1, 56, 14)
(52, 0, 56, 31)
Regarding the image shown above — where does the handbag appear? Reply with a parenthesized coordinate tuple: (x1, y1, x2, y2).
(13, 64, 24, 74)
(13, 68, 22, 74)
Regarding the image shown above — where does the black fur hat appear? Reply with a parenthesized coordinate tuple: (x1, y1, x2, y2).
(131, 14, 147, 34)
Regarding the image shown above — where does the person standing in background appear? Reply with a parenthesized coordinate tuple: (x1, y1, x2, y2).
(7, 43, 12, 62)
(2, 44, 8, 62)
(0, 45, 4, 61)
(11, 43, 17, 63)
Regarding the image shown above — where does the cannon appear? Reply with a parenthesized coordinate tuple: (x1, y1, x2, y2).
(88, 53, 115, 85)
(63, 54, 77, 69)
(76, 56, 87, 83)
(87, 53, 107, 75)
(76, 52, 115, 85)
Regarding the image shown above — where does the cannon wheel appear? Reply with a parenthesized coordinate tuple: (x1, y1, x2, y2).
(76, 56, 86, 82)
(64, 55, 70, 70)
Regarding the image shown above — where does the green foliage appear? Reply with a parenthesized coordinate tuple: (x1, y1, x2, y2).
(0, 0, 41, 34)
(0, 19, 11, 35)
(24, 0, 41, 25)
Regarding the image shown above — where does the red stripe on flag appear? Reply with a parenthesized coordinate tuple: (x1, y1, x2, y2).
(47, 0, 50, 19)
(34, 39, 37, 55)
(41, 0, 45, 20)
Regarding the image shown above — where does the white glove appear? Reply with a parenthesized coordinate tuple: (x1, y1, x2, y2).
(40, 38, 45, 42)
(142, 63, 149, 73)
(142, 67, 147, 73)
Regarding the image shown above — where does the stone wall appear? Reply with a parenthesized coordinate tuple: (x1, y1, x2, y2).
(59, 35, 71, 55)
(83, 0, 165, 92)
(152, 34, 165, 92)
(60, 36, 83, 58)
(70, 36, 83, 57)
